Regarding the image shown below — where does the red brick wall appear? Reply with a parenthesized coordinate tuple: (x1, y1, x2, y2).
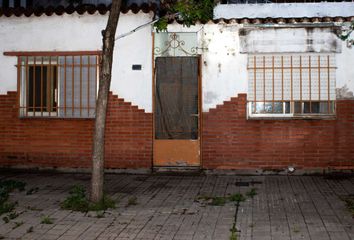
(1, 91, 353, 171)
(0, 91, 152, 169)
(202, 94, 354, 170)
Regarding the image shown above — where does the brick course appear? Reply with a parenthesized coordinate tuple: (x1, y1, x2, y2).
(0, 91, 153, 169)
(202, 94, 354, 170)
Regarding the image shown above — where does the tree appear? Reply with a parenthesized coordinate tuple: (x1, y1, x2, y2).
(90, 0, 123, 203)
(90, 0, 214, 203)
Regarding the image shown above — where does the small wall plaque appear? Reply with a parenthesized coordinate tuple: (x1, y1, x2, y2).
(132, 64, 142, 70)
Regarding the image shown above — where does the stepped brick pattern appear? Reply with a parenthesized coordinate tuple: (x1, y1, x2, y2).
(0, 92, 152, 169)
(0, 92, 353, 171)
(202, 94, 354, 170)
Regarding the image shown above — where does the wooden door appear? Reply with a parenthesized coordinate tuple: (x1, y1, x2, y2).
(153, 57, 200, 167)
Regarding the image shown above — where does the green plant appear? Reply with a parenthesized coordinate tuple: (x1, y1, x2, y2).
(230, 224, 238, 240)
(2, 216, 9, 223)
(127, 196, 138, 206)
(246, 188, 257, 198)
(88, 195, 116, 212)
(342, 196, 354, 217)
(8, 211, 19, 220)
(61, 185, 115, 212)
(61, 185, 89, 212)
(95, 211, 105, 218)
(0, 180, 25, 216)
(40, 216, 53, 224)
(210, 197, 226, 206)
(229, 193, 246, 203)
(154, 0, 214, 32)
(12, 221, 24, 229)
(26, 206, 42, 211)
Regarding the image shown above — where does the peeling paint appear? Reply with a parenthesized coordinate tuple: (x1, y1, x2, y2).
(336, 85, 354, 99)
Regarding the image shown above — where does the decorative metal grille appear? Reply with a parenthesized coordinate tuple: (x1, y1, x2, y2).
(154, 32, 198, 57)
(247, 53, 336, 116)
(18, 53, 99, 118)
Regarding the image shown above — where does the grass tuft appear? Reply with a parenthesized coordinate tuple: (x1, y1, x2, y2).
(210, 197, 226, 206)
(246, 188, 257, 198)
(0, 180, 26, 216)
(229, 193, 246, 203)
(61, 185, 115, 212)
(40, 216, 53, 224)
(127, 196, 138, 206)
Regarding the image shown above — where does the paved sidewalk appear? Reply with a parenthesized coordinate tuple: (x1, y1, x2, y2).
(0, 172, 353, 240)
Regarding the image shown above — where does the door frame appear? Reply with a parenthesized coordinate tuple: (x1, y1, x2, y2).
(151, 34, 202, 168)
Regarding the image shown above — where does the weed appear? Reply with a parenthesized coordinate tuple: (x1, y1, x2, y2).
(0, 180, 26, 216)
(293, 227, 300, 233)
(88, 195, 116, 212)
(61, 185, 116, 212)
(0, 180, 26, 192)
(342, 196, 354, 217)
(230, 224, 238, 240)
(26, 187, 39, 195)
(8, 211, 19, 220)
(61, 185, 89, 212)
(229, 193, 246, 203)
(246, 188, 257, 198)
(210, 197, 226, 206)
(127, 196, 138, 206)
(27, 226, 34, 233)
(40, 216, 53, 224)
(96, 211, 105, 218)
(195, 195, 212, 202)
(2, 216, 9, 223)
(12, 221, 24, 229)
(26, 206, 42, 211)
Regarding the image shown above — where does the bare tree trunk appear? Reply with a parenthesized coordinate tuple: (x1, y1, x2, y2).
(91, 0, 123, 203)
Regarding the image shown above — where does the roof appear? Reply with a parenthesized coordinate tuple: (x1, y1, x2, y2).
(214, 2, 354, 20)
(0, 0, 159, 17)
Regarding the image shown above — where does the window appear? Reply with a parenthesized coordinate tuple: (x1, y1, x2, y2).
(18, 53, 99, 118)
(247, 53, 336, 118)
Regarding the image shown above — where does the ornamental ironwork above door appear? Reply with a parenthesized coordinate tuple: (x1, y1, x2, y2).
(154, 32, 198, 57)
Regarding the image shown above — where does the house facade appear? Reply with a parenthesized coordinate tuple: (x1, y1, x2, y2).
(0, 0, 353, 173)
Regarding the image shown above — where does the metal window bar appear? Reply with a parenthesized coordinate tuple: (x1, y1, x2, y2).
(248, 54, 335, 116)
(263, 56, 266, 113)
(18, 54, 99, 118)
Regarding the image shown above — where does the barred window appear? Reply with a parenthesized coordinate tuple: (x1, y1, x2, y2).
(247, 53, 336, 118)
(17, 53, 99, 118)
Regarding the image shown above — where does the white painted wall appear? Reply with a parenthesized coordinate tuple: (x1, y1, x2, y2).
(214, 2, 354, 19)
(1, 13, 353, 114)
(337, 41, 354, 97)
(240, 27, 341, 53)
(0, 11, 154, 112)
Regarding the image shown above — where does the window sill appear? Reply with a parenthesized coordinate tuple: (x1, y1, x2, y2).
(247, 114, 336, 120)
(19, 116, 95, 120)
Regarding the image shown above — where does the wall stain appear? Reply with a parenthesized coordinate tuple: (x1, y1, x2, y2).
(336, 85, 354, 99)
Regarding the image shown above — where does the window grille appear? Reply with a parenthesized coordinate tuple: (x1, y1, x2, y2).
(247, 53, 336, 117)
(17, 53, 99, 118)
